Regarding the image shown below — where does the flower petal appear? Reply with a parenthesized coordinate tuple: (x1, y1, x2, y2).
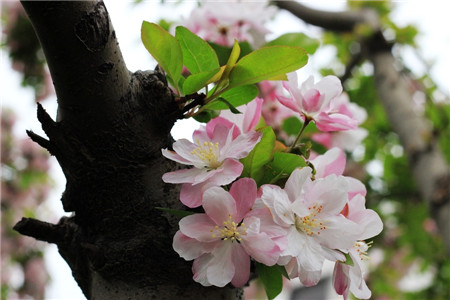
(162, 168, 208, 184)
(192, 254, 213, 286)
(229, 178, 257, 222)
(284, 167, 312, 203)
(261, 185, 294, 226)
(207, 242, 235, 287)
(311, 147, 346, 178)
(231, 245, 250, 287)
(180, 182, 216, 208)
(179, 214, 217, 242)
(173, 231, 217, 260)
(203, 186, 237, 225)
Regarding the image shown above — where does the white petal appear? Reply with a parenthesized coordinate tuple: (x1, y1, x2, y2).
(207, 242, 235, 287)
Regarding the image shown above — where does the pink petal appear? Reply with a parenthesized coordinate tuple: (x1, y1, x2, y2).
(179, 214, 217, 242)
(308, 174, 348, 215)
(277, 95, 302, 115)
(230, 245, 250, 287)
(193, 254, 213, 286)
(333, 262, 349, 296)
(312, 147, 346, 178)
(222, 130, 262, 160)
(229, 178, 257, 222)
(207, 117, 240, 139)
(180, 182, 216, 208)
(314, 75, 343, 105)
(242, 232, 280, 266)
(315, 112, 358, 132)
(171, 139, 203, 165)
(173, 231, 217, 260)
(162, 168, 208, 184)
(161, 148, 193, 165)
(242, 97, 263, 133)
(260, 185, 294, 226)
(347, 177, 367, 198)
(203, 186, 237, 225)
(284, 167, 312, 203)
(207, 242, 235, 287)
(207, 158, 243, 186)
(317, 215, 360, 250)
(302, 88, 322, 114)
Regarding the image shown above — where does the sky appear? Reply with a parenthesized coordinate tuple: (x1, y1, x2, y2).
(1, 1, 449, 299)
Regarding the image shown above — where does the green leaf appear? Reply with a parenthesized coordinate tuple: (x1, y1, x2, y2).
(175, 26, 219, 74)
(183, 68, 221, 95)
(215, 98, 241, 114)
(155, 207, 195, 218)
(240, 126, 276, 184)
(193, 110, 219, 123)
(211, 41, 241, 96)
(282, 116, 303, 136)
(223, 40, 241, 79)
(209, 41, 253, 66)
(265, 32, 320, 54)
(141, 21, 183, 91)
(261, 152, 307, 185)
(255, 262, 283, 300)
(203, 85, 258, 110)
(229, 46, 308, 88)
(271, 152, 307, 174)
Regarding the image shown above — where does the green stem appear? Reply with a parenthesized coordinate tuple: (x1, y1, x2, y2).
(289, 118, 311, 153)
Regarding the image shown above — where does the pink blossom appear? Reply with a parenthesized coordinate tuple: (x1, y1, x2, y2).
(173, 178, 283, 287)
(179, 1, 277, 48)
(206, 98, 263, 139)
(261, 167, 360, 286)
(312, 93, 368, 151)
(310, 147, 367, 199)
(332, 194, 383, 300)
(278, 73, 358, 132)
(259, 81, 296, 128)
(162, 123, 261, 207)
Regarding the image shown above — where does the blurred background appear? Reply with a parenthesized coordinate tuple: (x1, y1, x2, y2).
(1, 1, 449, 299)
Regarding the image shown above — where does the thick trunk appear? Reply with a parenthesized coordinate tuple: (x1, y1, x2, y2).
(14, 1, 241, 298)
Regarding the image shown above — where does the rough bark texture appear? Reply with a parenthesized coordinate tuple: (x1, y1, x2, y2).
(276, 1, 450, 256)
(14, 1, 241, 299)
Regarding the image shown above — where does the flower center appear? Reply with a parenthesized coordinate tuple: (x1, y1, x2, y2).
(190, 139, 222, 169)
(211, 214, 247, 243)
(355, 241, 372, 261)
(294, 203, 326, 236)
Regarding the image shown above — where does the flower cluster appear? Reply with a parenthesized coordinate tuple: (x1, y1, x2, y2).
(178, 0, 277, 48)
(162, 73, 382, 299)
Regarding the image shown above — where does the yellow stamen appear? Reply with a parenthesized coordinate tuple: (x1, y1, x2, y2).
(294, 203, 326, 236)
(211, 214, 247, 243)
(190, 139, 222, 169)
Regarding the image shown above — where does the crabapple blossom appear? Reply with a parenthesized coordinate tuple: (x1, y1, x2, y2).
(206, 97, 263, 139)
(259, 81, 295, 128)
(333, 194, 383, 299)
(261, 167, 360, 286)
(178, 1, 277, 48)
(162, 122, 261, 207)
(278, 72, 358, 132)
(312, 93, 369, 151)
(311, 147, 367, 199)
(173, 178, 284, 287)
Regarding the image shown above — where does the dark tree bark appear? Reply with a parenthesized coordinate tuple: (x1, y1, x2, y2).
(13, 1, 241, 299)
(275, 1, 450, 256)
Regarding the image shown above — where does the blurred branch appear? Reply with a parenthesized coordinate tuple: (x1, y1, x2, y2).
(276, 1, 450, 256)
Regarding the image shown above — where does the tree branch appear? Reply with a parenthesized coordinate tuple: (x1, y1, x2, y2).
(274, 0, 379, 32)
(21, 0, 129, 129)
